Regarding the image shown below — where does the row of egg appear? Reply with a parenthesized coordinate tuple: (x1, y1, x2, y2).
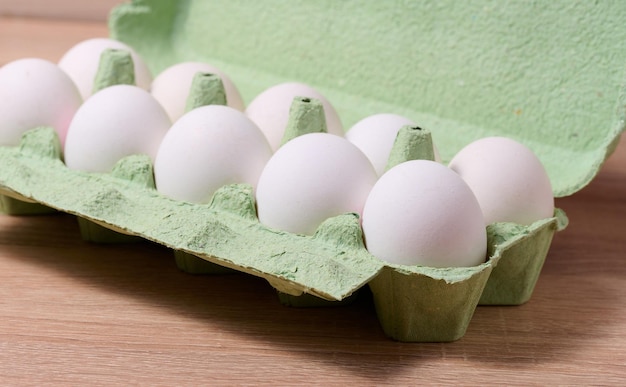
(0, 38, 554, 269)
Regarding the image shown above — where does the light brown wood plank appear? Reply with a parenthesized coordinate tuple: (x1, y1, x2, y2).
(0, 0, 117, 21)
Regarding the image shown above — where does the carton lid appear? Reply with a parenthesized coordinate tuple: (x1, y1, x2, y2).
(111, 0, 626, 197)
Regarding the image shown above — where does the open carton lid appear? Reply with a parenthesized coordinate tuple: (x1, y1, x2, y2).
(110, 0, 626, 197)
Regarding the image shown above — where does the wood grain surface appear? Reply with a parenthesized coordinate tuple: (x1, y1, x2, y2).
(0, 0, 118, 21)
(1, 10, 626, 386)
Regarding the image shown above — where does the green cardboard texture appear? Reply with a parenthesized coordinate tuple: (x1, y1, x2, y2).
(111, 0, 626, 197)
(479, 212, 568, 305)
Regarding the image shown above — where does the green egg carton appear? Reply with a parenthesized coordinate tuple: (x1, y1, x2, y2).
(1, 0, 624, 342)
(0, 127, 564, 342)
(107, 0, 625, 329)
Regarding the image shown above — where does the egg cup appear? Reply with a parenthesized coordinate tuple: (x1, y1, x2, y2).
(363, 210, 566, 342)
(369, 259, 492, 342)
(479, 211, 568, 305)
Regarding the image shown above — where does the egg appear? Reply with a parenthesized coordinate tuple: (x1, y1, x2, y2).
(362, 160, 487, 267)
(245, 82, 344, 151)
(0, 58, 82, 146)
(64, 85, 171, 172)
(58, 38, 152, 99)
(448, 136, 554, 225)
(151, 62, 245, 122)
(256, 132, 377, 235)
(154, 105, 272, 203)
(346, 113, 442, 175)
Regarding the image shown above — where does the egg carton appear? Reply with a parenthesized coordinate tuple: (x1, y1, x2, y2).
(1, 0, 624, 342)
(0, 127, 566, 342)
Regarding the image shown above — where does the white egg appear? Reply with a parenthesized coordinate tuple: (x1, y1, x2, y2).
(448, 136, 554, 225)
(154, 105, 272, 203)
(346, 113, 442, 175)
(151, 62, 245, 122)
(64, 85, 171, 172)
(58, 38, 152, 99)
(256, 132, 377, 235)
(362, 160, 487, 267)
(245, 82, 344, 151)
(0, 58, 82, 147)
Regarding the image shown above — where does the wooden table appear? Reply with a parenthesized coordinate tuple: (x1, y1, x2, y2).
(1, 9, 625, 386)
